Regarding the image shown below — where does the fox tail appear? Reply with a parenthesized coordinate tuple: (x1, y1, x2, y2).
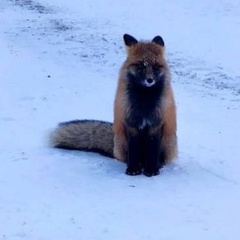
(50, 120, 114, 158)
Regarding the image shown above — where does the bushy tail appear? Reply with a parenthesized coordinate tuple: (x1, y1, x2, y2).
(50, 120, 114, 158)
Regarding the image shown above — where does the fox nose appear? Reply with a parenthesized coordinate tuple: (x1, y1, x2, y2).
(147, 78, 153, 84)
(144, 78, 155, 87)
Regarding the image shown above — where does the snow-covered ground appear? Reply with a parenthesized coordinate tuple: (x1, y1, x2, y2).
(1, 0, 240, 239)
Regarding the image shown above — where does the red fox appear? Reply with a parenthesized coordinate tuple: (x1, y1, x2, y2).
(51, 34, 177, 177)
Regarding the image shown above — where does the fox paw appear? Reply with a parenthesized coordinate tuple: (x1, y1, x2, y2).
(125, 167, 142, 176)
(143, 168, 160, 177)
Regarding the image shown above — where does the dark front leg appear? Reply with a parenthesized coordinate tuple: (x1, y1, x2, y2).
(159, 148, 166, 169)
(125, 131, 142, 176)
(143, 134, 161, 177)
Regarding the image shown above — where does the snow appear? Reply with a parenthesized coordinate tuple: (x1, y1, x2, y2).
(0, 0, 240, 239)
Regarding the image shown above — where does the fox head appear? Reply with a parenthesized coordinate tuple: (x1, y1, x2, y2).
(123, 34, 168, 89)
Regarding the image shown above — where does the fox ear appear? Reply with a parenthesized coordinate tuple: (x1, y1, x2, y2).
(123, 34, 138, 47)
(152, 36, 164, 46)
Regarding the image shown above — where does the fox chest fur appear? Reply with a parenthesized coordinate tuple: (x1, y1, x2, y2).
(125, 70, 165, 131)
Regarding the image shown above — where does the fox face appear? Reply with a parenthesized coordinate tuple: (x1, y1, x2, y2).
(127, 60, 165, 88)
(123, 34, 168, 90)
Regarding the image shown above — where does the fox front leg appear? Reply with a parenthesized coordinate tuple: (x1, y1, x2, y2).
(143, 134, 161, 177)
(125, 130, 142, 175)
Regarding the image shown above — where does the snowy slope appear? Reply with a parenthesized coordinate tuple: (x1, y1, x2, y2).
(0, 0, 240, 239)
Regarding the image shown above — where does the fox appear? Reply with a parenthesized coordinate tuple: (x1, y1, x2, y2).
(51, 34, 177, 177)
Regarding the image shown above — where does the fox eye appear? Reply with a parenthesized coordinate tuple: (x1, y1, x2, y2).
(152, 64, 162, 72)
(136, 63, 146, 73)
